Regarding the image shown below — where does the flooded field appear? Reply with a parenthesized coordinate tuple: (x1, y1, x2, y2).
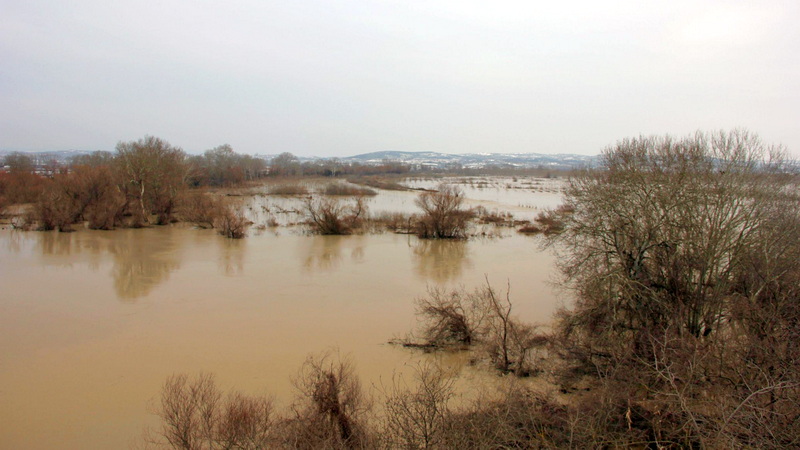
(0, 177, 567, 449)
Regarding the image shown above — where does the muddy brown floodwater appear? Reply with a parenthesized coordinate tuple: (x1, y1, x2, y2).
(0, 210, 564, 449)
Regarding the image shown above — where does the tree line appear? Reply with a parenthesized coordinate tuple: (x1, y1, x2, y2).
(0, 137, 421, 232)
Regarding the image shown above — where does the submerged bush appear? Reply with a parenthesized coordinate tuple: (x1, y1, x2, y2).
(214, 205, 249, 239)
(414, 184, 473, 239)
(409, 281, 543, 376)
(304, 195, 368, 235)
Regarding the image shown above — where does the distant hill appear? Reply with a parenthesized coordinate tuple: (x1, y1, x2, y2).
(342, 151, 598, 169)
(2, 149, 598, 170)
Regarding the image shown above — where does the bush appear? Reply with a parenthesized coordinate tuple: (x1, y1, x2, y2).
(154, 373, 275, 449)
(0, 171, 48, 205)
(414, 184, 472, 239)
(213, 205, 249, 239)
(382, 362, 456, 449)
(35, 182, 80, 231)
(179, 191, 224, 229)
(410, 280, 543, 376)
(304, 196, 368, 235)
(287, 351, 373, 448)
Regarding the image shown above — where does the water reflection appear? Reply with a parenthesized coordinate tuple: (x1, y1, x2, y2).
(302, 235, 365, 272)
(108, 230, 182, 301)
(411, 239, 471, 283)
(37, 231, 77, 258)
(217, 237, 246, 276)
(2, 229, 25, 254)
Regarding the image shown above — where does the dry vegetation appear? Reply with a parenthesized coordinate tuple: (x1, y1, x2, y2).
(268, 184, 309, 196)
(303, 195, 368, 235)
(413, 184, 473, 239)
(542, 130, 800, 448)
(322, 183, 377, 196)
(402, 280, 545, 377)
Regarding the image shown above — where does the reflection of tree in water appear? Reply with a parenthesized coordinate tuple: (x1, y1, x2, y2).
(36, 231, 77, 258)
(302, 235, 364, 272)
(3, 230, 25, 254)
(217, 237, 245, 276)
(412, 239, 471, 283)
(108, 230, 181, 301)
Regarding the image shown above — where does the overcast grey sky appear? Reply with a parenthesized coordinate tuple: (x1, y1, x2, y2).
(1, 0, 798, 157)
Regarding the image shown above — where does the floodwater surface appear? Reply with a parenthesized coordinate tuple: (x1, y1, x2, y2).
(0, 185, 565, 449)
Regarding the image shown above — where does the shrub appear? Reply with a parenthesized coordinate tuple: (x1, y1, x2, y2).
(213, 205, 249, 239)
(548, 130, 800, 447)
(382, 362, 456, 449)
(179, 191, 224, 229)
(304, 195, 368, 235)
(154, 373, 275, 449)
(410, 280, 542, 376)
(414, 184, 472, 239)
(35, 183, 80, 231)
(286, 351, 372, 448)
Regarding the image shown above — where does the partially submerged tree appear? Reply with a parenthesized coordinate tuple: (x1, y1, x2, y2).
(411, 280, 542, 376)
(414, 184, 472, 239)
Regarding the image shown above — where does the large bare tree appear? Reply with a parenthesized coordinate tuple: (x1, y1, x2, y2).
(548, 129, 800, 446)
(116, 136, 187, 225)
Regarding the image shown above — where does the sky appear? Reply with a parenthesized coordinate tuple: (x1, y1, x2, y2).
(1, 0, 798, 157)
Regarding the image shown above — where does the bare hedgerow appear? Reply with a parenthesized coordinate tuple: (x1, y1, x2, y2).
(441, 382, 571, 448)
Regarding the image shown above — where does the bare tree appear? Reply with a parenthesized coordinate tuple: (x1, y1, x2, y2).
(270, 152, 301, 177)
(116, 136, 187, 225)
(547, 129, 800, 447)
(3, 152, 35, 173)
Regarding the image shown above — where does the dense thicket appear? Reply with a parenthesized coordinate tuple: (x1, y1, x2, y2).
(548, 130, 800, 447)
